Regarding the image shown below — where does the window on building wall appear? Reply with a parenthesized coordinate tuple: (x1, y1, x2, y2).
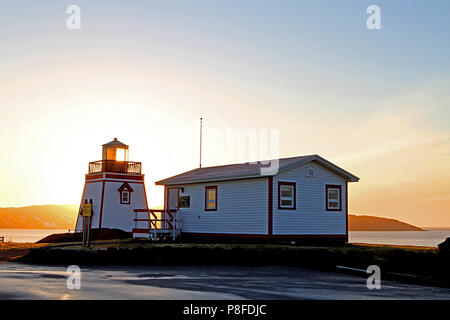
(205, 186, 217, 211)
(118, 182, 133, 205)
(121, 191, 130, 204)
(306, 166, 315, 178)
(179, 196, 190, 208)
(326, 185, 341, 211)
(278, 182, 296, 209)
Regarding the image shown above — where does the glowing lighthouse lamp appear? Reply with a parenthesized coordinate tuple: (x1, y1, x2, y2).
(75, 138, 148, 232)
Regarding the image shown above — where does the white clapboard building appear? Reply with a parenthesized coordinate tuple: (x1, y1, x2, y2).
(141, 155, 359, 241)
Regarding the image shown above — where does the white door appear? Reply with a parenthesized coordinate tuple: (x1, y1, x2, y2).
(167, 188, 179, 212)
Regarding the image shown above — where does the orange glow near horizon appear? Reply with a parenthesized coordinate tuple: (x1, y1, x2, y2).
(0, 83, 448, 228)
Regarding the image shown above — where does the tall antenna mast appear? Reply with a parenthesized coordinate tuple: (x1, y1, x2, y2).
(199, 117, 203, 168)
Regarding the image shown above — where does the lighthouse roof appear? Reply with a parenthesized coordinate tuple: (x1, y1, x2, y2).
(102, 138, 129, 149)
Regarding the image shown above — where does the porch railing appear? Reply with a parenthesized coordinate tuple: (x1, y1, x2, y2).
(133, 209, 181, 241)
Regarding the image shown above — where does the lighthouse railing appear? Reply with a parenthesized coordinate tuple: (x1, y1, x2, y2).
(89, 160, 142, 174)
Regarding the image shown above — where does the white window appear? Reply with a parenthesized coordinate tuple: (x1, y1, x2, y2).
(179, 196, 190, 208)
(278, 182, 296, 209)
(121, 191, 130, 204)
(326, 185, 341, 211)
(118, 182, 133, 205)
(306, 166, 315, 178)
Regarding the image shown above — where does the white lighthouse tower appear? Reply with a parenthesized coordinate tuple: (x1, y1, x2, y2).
(75, 138, 148, 232)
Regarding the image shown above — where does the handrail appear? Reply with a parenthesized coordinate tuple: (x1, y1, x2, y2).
(89, 160, 142, 174)
(133, 209, 180, 230)
(133, 208, 181, 241)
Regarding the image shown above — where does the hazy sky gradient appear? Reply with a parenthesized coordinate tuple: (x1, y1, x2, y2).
(0, 1, 449, 227)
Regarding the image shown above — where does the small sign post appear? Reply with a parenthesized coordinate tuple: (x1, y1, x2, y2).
(81, 200, 93, 247)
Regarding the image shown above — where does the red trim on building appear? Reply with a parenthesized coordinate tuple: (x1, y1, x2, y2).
(345, 181, 349, 241)
(98, 180, 106, 228)
(268, 176, 273, 237)
(119, 190, 131, 205)
(166, 187, 180, 211)
(85, 180, 103, 184)
(181, 232, 347, 240)
(277, 181, 296, 210)
(85, 180, 144, 185)
(118, 182, 133, 204)
(163, 185, 167, 211)
(142, 179, 149, 210)
(204, 186, 218, 211)
(271, 234, 347, 239)
(325, 184, 342, 211)
(273, 234, 347, 239)
(132, 228, 150, 234)
(183, 232, 269, 239)
(118, 182, 134, 192)
(104, 174, 144, 181)
(86, 174, 104, 181)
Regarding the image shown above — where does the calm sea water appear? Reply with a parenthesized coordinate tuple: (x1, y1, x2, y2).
(1, 228, 450, 247)
(349, 230, 450, 247)
(0, 228, 69, 243)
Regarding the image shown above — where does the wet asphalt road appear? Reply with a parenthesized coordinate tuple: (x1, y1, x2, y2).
(0, 263, 449, 300)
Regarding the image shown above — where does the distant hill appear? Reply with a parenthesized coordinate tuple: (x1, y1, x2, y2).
(0, 205, 78, 229)
(349, 214, 423, 231)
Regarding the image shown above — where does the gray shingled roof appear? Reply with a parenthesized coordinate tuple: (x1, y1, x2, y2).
(155, 154, 359, 185)
(103, 138, 129, 149)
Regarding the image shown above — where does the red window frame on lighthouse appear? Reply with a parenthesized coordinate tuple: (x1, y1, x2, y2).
(118, 183, 134, 205)
(120, 190, 131, 204)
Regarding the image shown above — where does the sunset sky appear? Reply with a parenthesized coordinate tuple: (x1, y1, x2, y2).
(0, 1, 449, 227)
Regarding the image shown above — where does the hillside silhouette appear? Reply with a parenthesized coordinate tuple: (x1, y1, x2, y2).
(0, 205, 77, 229)
(349, 214, 423, 231)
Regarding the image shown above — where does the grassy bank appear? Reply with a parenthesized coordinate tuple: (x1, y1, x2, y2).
(0, 242, 47, 251)
(0, 242, 48, 262)
(17, 239, 450, 287)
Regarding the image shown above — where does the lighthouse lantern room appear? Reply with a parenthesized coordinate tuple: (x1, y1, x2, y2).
(75, 138, 148, 232)
(102, 138, 129, 161)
